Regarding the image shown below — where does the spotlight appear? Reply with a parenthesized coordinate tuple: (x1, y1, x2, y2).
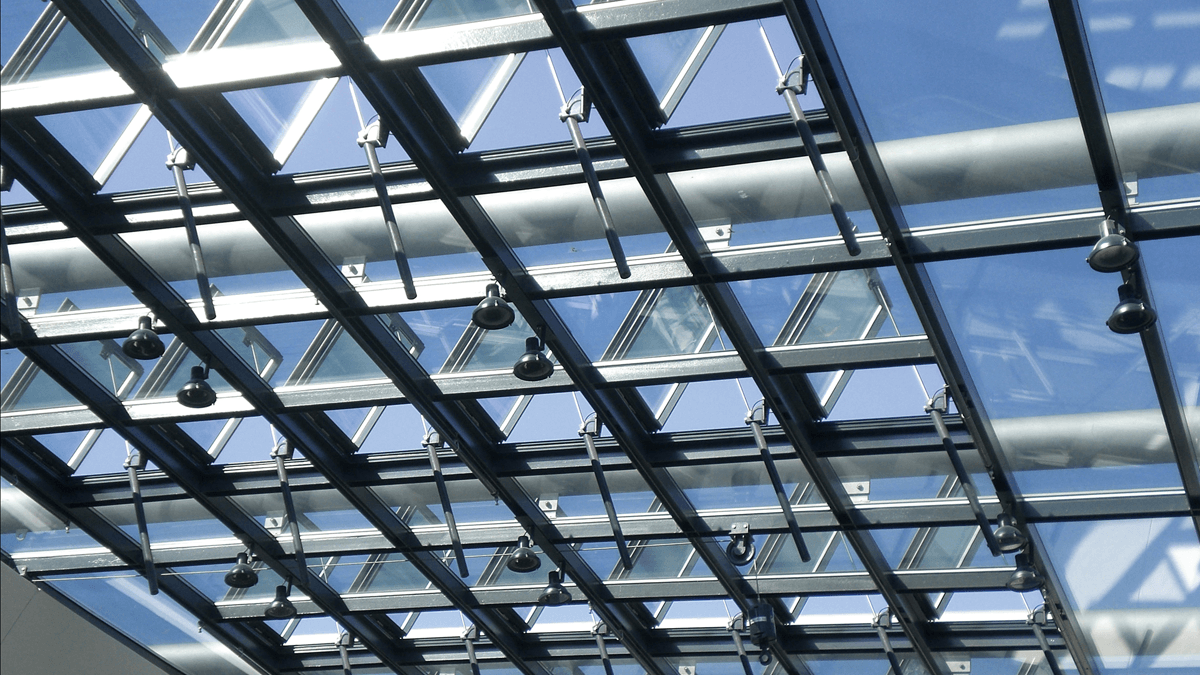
(506, 535, 541, 573)
(513, 336, 554, 382)
(538, 570, 571, 606)
(747, 604, 776, 666)
(1008, 553, 1042, 592)
(726, 522, 756, 567)
(122, 316, 165, 360)
(1086, 220, 1139, 273)
(176, 365, 217, 408)
(1107, 283, 1157, 334)
(472, 283, 515, 330)
(993, 513, 1028, 554)
(223, 551, 258, 589)
(264, 584, 297, 619)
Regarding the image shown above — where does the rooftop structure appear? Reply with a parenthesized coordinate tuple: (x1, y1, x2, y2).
(2, 1, 1198, 674)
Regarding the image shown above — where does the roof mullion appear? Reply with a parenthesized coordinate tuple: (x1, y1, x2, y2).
(1, 64, 525, 675)
(0, 436, 290, 674)
(529, 2, 962, 674)
(1047, 0, 1200, 538)
(778, 1, 1110, 674)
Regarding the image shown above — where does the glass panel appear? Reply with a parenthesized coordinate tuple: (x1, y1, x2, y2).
(817, 0, 1101, 228)
(819, 364, 945, 421)
(37, 104, 142, 177)
(224, 78, 337, 164)
(10, 238, 134, 313)
(357, 404, 425, 453)
(47, 572, 261, 675)
(505, 392, 595, 444)
(1, 479, 100, 555)
(515, 468, 655, 519)
(60, 335, 144, 398)
(626, 27, 713, 111)
(419, 53, 524, 144)
(230, 487, 375, 534)
(471, 49, 612, 152)
(174, 561, 287, 603)
(440, 309, 534, 374)
(927, 248, 1180, 494)
(579, 538, 700, 581)
(550, 291, 640, 362)
(95, 496, 233, 543)
(1, 1, 48, 64)
(104, 0, 216, 56)
(659, 377, 764, 433)
(666, 18, 817, 129)
(0, 8, 113, 85)
(669, 457, 817, 512)
(335, 553, 431, 595)
(1141, 238, 1200, 450)
(284, 78, 410, 174)
(32, 429, 93, 465)
(1036, 517, 1200, 674)
(1, 352, 85, 412)
(829, 450, 992, 504)
(119, 222, 306, 299)
(294, 202, 486, 289)
(213, 0, 320, 51)
(671, 156, 877, 249)
(479, 177, 670, 269)
(373, 477, 510, 526)
(346, 0, 531, 35)
(101, 114, 215, 194)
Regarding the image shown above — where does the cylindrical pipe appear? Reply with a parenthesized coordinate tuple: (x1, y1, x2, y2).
(929, 405, 1002, 557)
(583, 429, 633, 570)
(428, 443, 469, 578)
(125, 460, 159, 595)
(11, 104, 1198, 294)
(274, 454, 308, 582)
(171, 164, 216, 321)
(566, 114, 631, 279)
(362, 139, 416, 299)
(751, 418, 811, 563)
(782, 86, 859, 256)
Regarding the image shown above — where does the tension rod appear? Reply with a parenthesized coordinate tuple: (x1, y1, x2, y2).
(561, 90, 632, 279)
(592, 622, 616, 675)
(357, 120, 416, 299)
(926, 387, 1003, 557)
(462, 625, 481, 675)
(873, 607, 905, 675)
(1029, 606, 1066, 675)
(727, 615, 755, 675)
(166, 146, 217, 320)
(581, 414, 633, 570)
(425, 430, 469, 578)
(747, 401, 811, 563)
(0, 165, 20, 339)
(124, 446, 159, 595)
(336, 631, 353, 675)
(271, 438, 309, 583)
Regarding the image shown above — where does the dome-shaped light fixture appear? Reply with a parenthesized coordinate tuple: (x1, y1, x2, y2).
(506, 535, 541, 573)
(472, 283, 515, 330)
(122, 316, 165, 360)
(1107, 283, 1157, 334)
(513, 336, 554, 382)
(177, 365, 217, 408)
(726, 522, 756, 567)
(1007, 553, 1042, 592)
(224, 552, 259, 588)
(993, 514, 1028, 554)
(264, 584, 297, 619)
(538, 570, 570, 606)
(1086, 220, 1139, 273)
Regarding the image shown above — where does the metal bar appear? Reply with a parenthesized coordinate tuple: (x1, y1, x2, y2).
(0, 164, 20, 340)
(271, 440, 309, 583)
(872, 609, 904, 675)
(581, 416, 633, 570)
(426, 432, 469, 578)
(778, 2, 1103, 673)
(564, 112, 631, 278)
(168, 153, 216, 321)
(360, 125, 416, 300)
(748, 405, 810, 563)
(926, 392, 1001, 557)
(779, 80, 858, 256)
(338, 632, 354, 675)
(123, 448, 159, 595)
(594, 624, 616, 675)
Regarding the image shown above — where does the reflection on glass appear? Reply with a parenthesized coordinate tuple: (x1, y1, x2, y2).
(420, 54, 525, 143)
(48, 572, 260, 675)
(1141, 238, 1200, 451)
(37, 104, 144, 180)
(224, 79, 338, 164)
(95, 495, 232, 544)
(1036, 517, 1200, 673)
(1, 479, 100, 554)
(928, 248, 1181, 494)
(626, 26, 721, 119)
(0, 6, 112, 85)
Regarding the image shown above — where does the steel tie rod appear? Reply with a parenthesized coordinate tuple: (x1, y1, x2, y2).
(166, 146, 217, 321)
(124, 446, 159, 595)
(748, 401, 811, 563)
(358, 120, 417, 299)
(272, 437, 310, 583)
(581, 414, 633, 570)
(426, 429, 469, 578)
(926, 387, 1003, 557)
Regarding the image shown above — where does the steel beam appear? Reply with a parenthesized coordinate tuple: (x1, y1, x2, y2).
(779, 1, 1103, 673)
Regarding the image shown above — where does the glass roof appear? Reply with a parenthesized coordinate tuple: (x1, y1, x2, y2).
(2, 2, 1198, 675)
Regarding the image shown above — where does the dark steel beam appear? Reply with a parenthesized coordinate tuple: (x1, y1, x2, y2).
(1047, 0, 1200, 537)
(532, 2, 948, 674)
(779, 1, 1102, 673)
(0, 437, 290, 674)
